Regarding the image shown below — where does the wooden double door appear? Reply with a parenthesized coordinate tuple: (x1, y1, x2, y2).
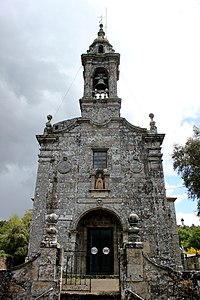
(87, 228, 114, 275)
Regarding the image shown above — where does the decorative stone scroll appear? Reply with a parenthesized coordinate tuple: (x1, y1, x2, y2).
(132, 159, 144, 173)
(57, 157, 71, 174)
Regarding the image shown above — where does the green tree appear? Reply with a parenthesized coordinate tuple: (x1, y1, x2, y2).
(0, 210, 32, 267)
(172, 129, 200, 215)
(178, 226, 200, 253)
(178, 226, 190, 248)
(185, 226, 200, 252)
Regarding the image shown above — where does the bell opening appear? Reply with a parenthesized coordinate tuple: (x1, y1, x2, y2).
(93, 67, 108, 89)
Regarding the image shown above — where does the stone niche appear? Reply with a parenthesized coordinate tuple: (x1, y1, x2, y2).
(89, 170, 110, 197)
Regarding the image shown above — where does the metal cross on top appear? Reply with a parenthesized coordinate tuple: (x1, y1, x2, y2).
(98, 14, 104, 24)
(98, 9, 108, 36)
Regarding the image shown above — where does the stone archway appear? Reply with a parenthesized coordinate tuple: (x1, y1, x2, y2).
(75, 208, 123, 276)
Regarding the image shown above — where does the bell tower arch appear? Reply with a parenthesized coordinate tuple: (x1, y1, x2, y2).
(93, 67, 109, 98)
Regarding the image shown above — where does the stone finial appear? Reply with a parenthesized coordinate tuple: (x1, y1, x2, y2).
(44, 114, 53, 135)
(47, 213, 59, 224)
(98, 23, 105, 38)
(128, 212, 139, 225)
(127, 212, 143, 248)
(181, 218, 185, 227)
(149, 113, 157, 133)
(40, 213, 59, 248)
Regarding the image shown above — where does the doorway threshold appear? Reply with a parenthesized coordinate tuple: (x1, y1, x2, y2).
(62, 278, 119, 294)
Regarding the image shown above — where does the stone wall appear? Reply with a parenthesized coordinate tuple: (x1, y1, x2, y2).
(27, 110, 183, 299)
(121, 251, 200, 299)
(0, 246, 62, 300)
(29, 115, 181, 266)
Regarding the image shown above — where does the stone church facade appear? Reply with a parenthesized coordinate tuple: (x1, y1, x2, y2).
(27, 24, 182, 299)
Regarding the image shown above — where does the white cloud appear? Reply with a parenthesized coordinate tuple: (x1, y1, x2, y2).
(0, 163, 36, 219)
(165, 182, 186, 202)
(0, 0, 200, 219)
(176, 212, 200, 226)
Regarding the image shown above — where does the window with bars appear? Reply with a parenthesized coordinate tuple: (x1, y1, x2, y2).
(93, 150, 107, 169)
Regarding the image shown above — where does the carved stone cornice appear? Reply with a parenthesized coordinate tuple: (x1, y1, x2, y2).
(36, 135, 57, 146)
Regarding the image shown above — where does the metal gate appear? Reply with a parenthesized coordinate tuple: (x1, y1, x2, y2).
(63, 251, 91, 292)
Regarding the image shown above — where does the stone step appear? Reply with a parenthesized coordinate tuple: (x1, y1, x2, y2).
(60, 292, 121, 300)
(62, 278, 119, 293)
(61, 278, 120, 299)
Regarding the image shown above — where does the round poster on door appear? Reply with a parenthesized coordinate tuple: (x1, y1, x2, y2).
(102, 247, 110, 255)
(91, 247, 98, 255)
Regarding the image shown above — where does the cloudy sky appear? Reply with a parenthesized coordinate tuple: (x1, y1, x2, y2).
(0, 0, 200, 226)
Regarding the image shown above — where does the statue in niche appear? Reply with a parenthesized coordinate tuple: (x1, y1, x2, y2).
(95, 173, 104, 190)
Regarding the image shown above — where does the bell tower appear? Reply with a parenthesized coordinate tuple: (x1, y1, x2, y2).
(80, 24, 121, 122)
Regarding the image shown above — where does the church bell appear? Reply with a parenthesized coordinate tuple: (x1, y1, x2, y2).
(95, 73, 107, 90)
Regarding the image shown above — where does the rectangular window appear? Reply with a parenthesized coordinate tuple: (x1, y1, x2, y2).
(93, 150, 107, 169)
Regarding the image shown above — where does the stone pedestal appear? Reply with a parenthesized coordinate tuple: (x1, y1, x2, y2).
(126, 245, 144, 282)
(31, 213, 63, 299)
(120, 212, 148, 299)
(31, 247, 62, 300)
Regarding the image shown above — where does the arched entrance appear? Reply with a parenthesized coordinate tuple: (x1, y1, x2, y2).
(75, 208, 123, 276)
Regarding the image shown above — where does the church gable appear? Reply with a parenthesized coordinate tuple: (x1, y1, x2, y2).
(26, 23, 182, 300)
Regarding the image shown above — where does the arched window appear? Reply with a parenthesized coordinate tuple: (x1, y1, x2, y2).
(98, 45, 104, 53)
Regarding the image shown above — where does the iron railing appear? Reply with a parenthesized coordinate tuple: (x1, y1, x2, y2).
(125, 289, 145, 300)
(34, 287, 54, 299)
(63, 250, 91, 292)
